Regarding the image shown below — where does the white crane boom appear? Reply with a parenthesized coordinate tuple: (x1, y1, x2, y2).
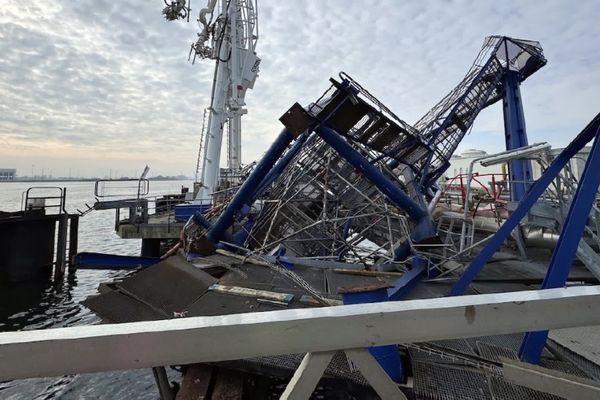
(163, 0, 260, 205)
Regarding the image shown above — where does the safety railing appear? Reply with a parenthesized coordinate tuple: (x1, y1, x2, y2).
(21, 187, 67, 215)
(440, 172, 509, 217)
(94, 178, 150, 199)
(1, 286, 599, 400)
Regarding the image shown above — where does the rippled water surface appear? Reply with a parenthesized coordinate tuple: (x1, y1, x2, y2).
(0, 180, 191, 399)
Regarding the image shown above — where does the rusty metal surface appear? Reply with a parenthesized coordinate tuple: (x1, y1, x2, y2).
(116, 254, 217, 316)
(176, 364, 214, 400)
(279, 102, 312, 137)
(211, 368, 244, 400)
(336, 281, 392, 294)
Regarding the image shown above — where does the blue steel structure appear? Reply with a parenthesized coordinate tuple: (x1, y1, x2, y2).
(72, 252, 160, 270)
(409, 36, 545, 192)
(450, 114, 600, 363)
(206, 128, 296, 244)
(76, 37, 550, 302)
(181, 37, 550, 374)
(449, 114, 600, 296)
(195, 36, 546, 274)
(503, 70, 533, 201)
(75, 34, 600, 380)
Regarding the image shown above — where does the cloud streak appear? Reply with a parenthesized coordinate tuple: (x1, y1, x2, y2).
(0, 0, 599, 176)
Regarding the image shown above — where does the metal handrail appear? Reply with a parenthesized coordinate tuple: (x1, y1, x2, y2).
(21, 187, 67, 215)
(94, 178, 150, 198)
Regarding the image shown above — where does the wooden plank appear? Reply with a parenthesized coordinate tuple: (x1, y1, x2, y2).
(208, 284, 294, 304)
(502, 358, 600, 400)
(215, 250, 271, 267)
(333, 268, 404, 277)
(280, 352, 335, 400)
(176, 364, 214, 400)
(299, 295, 342, 307)
(211, 368, 244, 400)
(2, 287, 600, 380)
(345, 349, 407, 400)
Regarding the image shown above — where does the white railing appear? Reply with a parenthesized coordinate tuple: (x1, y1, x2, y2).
(2, 286, 600, 399)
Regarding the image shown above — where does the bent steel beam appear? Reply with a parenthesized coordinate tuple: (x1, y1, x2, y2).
(519, 126, 600, 364)
(314, 126, 429, 224)
(250, 132, 310, 204)
(449, 114, 600, 296)
(315, 126, 435, 267)
(207, 128, 296, 244)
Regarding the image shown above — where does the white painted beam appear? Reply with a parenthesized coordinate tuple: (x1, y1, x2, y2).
(2, 287, 600, 380)
(345, 348, 407, 400)
(280, 352, 335, 400)
(503, 358, 600, 400)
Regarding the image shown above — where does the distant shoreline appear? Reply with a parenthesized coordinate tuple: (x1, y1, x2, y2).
(0, 177, 193, 183)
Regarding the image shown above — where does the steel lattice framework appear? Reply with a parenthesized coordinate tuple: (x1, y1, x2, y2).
(223, 37, 546, 266)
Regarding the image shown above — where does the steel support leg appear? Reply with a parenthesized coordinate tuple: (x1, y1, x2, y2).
(388, 259, 427, 300)
(449, 115, 600, 296)
(250, 132, 309, 204)
(315, 126, 435, 269)
(519, 126, 600, 364)
(152, 366, 175, 400)
(315, 126, 429, 223)
(503, 70, 533, 202)
(207, 128, 296, 244)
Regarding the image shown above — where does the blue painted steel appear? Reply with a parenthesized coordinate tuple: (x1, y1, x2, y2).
(342, 287, 403, 382)
(192, 212, 237, 245)
(392, 240, 411, 261)
(315, 126, 429, 223)
(315, 125, 435, 269)
(387, 262, 426, 300)
(207, 128, 296, 244)
(192, 211, 213, 229)
(503, 70, 533, 201)
(175, 204, 210, 222)
(419, 53, 499, 189)
(449, 115, 600, 296)
(519, 126, 600, 363)
(231, 218, 255, 246)
(342, 287, 389, 305)
(73, 252, 159, 270)
(250, 132, 310, 204)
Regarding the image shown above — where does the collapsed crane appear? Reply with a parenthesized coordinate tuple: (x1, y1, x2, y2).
(72, 31, 600, 396)
(187, 36, 546, 268)
(177, 33, 600, 367)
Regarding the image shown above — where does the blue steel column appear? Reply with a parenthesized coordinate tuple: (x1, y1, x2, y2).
(519, 126, 600, 364)
(315, 126, 435, 300)
(249, 132, 309, 203)
(207, 128, 296, 244)
(315, 126, 429, 224)
(503, 70, 533, 201)
(449, 115, 600, 296)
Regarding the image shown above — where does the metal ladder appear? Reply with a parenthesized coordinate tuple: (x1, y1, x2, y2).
(195, 108, 210, 182)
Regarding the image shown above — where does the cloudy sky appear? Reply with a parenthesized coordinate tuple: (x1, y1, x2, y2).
(0, 0, 599, 178)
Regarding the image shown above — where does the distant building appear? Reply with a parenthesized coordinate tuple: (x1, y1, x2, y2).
(445, 149, 504, 179)
(444, 146, 591, 183)
(0, 168, 16, 181)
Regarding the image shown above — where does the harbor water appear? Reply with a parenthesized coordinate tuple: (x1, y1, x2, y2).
(0, 180, 191, 399)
